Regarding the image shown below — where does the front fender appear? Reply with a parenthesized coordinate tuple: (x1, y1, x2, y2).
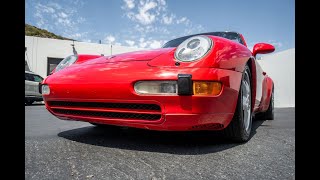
(259, 76, 274, 112)
(148, 36, 252, 72)
(206, 36, 252, 72)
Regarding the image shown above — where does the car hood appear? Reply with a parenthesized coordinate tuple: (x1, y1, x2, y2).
(81, 48, 175, 65)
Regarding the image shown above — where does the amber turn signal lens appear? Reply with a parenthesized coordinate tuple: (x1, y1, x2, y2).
(193, 81, 222, 95)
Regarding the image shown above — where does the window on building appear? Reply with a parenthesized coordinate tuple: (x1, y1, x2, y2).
(25, 60, 30, 71)
(47, 57, 63, 75)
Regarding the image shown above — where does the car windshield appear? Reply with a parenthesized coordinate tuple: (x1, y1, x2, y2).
(162, 32, 244, 48)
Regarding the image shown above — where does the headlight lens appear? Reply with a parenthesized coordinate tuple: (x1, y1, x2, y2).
(41, 85, 50, 95)
(134, 81, 177, 95)
(175, 35, 213, 62)
(55, 55, 78, 73)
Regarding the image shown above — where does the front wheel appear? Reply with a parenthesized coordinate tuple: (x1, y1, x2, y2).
(224, 65, 252, 142)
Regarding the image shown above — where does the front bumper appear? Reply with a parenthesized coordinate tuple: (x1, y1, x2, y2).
(43, 64, 242, 131)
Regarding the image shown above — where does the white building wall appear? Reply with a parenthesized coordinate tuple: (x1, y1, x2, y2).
(258, 48, 295, 107)
(25, 36, 142, 78)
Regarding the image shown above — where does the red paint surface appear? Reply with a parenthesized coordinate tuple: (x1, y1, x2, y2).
(42, 35, 274, 131)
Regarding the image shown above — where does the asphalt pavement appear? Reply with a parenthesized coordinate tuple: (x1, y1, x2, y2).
(25, 104, 295, 180)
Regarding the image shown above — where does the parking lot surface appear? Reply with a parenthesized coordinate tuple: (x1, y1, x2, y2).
(25, 104, 295, 180)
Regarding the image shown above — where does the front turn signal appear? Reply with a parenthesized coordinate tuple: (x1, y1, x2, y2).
(193, 81, 222, 95)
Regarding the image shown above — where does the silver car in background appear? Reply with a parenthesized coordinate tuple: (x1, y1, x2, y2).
(25, 71, 43, 105)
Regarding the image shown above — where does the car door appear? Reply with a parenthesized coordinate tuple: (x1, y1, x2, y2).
(33, 74, 43, 96)
(25, 73, 35, 96)
(255, 60, 273, 112)
(254, 60, 265, 110)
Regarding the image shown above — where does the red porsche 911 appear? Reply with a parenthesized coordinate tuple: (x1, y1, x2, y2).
(41, 32, 275, 142)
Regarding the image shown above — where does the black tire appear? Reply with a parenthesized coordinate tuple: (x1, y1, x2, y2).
(223, 65, 252, 142)
(25, 100, 34, 105)
(259, 86, 274, 120)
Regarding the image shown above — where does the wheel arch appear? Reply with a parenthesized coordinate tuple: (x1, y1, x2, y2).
(246, 57, 257, 112)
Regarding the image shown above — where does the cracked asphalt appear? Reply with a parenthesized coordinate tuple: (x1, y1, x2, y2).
(25, 104, 295, 180)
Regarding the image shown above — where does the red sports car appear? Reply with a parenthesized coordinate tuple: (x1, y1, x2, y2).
(41, 32, 275, 142)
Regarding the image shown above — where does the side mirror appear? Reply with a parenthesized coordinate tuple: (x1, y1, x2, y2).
(252, 43, 275, 57)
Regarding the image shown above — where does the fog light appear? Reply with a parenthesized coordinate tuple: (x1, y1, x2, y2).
(134, 81, 177, 95)
(160, 82, 177, 93)
(193, 81, 222, 95)
(42, 85, 50, 95)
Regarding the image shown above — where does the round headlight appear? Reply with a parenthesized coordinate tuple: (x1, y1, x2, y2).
(55, 55, 78, 73)
(175, 35, 213, 62)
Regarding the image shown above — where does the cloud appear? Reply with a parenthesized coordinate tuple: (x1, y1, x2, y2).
(137, 38, 166, 49)
(49, 2, 62, 10)
(34, 11, 46, 28)
(135, 0, 158, 25)
(122, 0, 189, 30)
(176, 17, 190, 25)
(157, 0, 166, 5)
(184, 24, 205, 35)
(139, 37, 148, 48)
(77, 17, 86, 23)
(57, 17, 72, 27)
(29, 0, 207, 49)
(105, 35, 116, 44)
(133, 23, 169, 35)
(149, 40, 163, 49)
(125, 40, 135, 46)
(35, 3, 55, 13)
(122, 0, 135, 9)
(122, 0, 167, 25)
(162, 14, 175, 25)
(121, 0, 207, 49)
(33, 1, 87, 41)
(134, 24, 159, 34)
(59, 12, 68, 18)
(68, 32, 88, 39)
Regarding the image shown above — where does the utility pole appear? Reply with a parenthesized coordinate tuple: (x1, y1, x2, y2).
(71, 40, 78, 55)
(110, 44, 112, 56)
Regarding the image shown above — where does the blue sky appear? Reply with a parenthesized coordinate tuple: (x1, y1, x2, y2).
(25, 0, 294, 52)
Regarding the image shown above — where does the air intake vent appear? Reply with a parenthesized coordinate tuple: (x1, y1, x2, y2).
(47, 101, 162, 121)
(48, 101, 161, 111)
(52, 109, 161, 120)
